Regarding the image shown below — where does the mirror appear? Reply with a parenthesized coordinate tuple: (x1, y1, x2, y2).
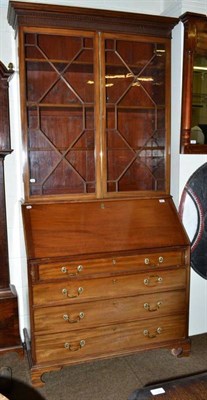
(180, 12, 207, 153)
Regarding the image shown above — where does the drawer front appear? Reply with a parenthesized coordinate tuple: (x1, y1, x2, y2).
(33, 290, 186, 334)
(34, 314, 187, 364)
(35, 250, 186, 282)
(32, 268, 187, 306)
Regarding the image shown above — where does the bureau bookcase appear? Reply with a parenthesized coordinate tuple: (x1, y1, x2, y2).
(8, 2, 190, 386)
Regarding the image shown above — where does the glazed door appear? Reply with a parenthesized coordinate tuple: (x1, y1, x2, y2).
(21, 28, 98, 201)
(101, 33, 170, 198)
(20, 28, 170, 201)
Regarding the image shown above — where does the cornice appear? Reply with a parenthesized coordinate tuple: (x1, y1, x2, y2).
(7, 1, 178, 38)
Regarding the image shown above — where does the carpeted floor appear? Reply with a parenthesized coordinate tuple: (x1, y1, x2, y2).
(0, 333, 207, 400)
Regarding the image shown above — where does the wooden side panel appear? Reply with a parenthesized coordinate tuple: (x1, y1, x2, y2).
(22, 198, 189, 259)
(0, 287, 21, 348)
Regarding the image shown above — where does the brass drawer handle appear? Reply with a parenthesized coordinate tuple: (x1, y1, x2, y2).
(63, 312, 85, 323)
(144, 257, 164, 266)
(143, 327, 162, 338)
(143, 301, 163, 312)
(144, 275, 163, 286)
(64, 339, 85, 351)
(62, 287, 84, 298)
(61, 265, 83, 276)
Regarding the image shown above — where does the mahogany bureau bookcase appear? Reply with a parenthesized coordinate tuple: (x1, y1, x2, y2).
(8, 2, 191, 386)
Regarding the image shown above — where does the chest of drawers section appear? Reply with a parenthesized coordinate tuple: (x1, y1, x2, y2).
(28, 247, 190, 381)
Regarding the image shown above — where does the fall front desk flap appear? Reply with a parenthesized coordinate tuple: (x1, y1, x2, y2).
(21, 197, 189, 260)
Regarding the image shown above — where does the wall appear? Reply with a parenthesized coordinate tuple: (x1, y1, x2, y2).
(0, 2, 30, 338)
(1, 0, 207, 339)
(167, 0, 207, 335)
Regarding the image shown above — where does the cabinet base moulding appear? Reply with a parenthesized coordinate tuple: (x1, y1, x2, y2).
(23, 328, 191, 387)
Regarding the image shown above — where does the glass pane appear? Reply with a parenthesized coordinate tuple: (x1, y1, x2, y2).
(105, 38, 166, 193)
(191, 54, 207, 144)
(25, 32, 95, 196)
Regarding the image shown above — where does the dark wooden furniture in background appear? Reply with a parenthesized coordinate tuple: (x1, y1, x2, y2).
(8, 2, 190, 387)
(129, 371, 207, 400)
(0, 61, 22, 354)
(180, 12, 207, 154)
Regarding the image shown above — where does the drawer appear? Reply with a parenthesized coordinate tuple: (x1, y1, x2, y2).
(32, 268, 187, 306)
(33, 290, 187, 334)
(33, 249, 186, 282)
(34, 314, 187, 364)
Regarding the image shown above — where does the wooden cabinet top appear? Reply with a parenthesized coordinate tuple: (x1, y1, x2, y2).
(8, 2, 178, 37)
(0, 61, 13, 153)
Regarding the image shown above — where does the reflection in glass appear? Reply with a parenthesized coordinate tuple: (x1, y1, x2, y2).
(25, 33, 95, 196)
(191, 55, 207, 144)
(105, 38, 166, 193)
